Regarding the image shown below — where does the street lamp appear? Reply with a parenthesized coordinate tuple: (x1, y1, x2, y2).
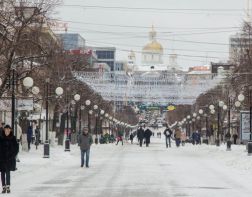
(78, 105, 85, 137)
(100, 110, 105, 136)
(85, 100, 91, 133)
(44, 79, 63, 158)
(93, 105, 99, 144)
(216, 100, 224, 146)
(64, 93, 80, 152)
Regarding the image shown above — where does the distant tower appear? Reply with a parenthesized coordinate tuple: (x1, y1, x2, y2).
(245, 0, 251, 23)
(142, 25, 164, 65)
(168, 53, 178, 70)
(127, 50, 136, 71)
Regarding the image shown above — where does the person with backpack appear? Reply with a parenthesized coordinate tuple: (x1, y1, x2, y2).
(163, 125, 173, 148)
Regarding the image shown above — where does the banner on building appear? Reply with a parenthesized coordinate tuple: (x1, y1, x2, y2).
(240, 111, 251, 141)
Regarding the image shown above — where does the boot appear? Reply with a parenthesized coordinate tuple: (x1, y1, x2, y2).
(2, 186, 6, 193)
(6, 185, 10, 193)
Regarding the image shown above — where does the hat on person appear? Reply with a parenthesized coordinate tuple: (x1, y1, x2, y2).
(4, 125, 11, 129)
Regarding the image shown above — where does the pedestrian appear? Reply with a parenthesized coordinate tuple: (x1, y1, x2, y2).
(144, 128, 152, 147)
(233, 133, 238, 144)
(0, 123, 5, 137)
(225, 132, 231, 142)
(174, 127, 181, 147)
(16, 124, 22, 162)
(192, 131, 197, 145)
(35, 126, 40, 149)
(27, 125, 33, 151)
(129, 133, 134, 144)
(137, 126, 145, 147)
(116, 130, 123, 146)
(78, 128, 93, 168)
(181, 131, 186, 146)
(0, 125, 19, 193)
(163, 125, 172, 148)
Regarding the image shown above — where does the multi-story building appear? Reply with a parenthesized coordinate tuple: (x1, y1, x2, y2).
(57, 33, 85, 50)
(210, 62, 234, 74)
(115, 61, 126, 71)
(92, 47, 116, 71)
(229, 21, 252, 66)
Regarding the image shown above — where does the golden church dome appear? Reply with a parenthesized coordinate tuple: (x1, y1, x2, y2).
(143, 41, 163, 52)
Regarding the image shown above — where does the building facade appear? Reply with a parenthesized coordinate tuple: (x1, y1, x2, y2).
(92, 47, 116, 71)
(57, 33, 85, 50)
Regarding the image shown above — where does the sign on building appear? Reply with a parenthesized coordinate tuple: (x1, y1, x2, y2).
(17, 99, 34, 111)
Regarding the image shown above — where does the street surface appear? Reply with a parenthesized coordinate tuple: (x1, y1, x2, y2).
(10, 130, 252, 197)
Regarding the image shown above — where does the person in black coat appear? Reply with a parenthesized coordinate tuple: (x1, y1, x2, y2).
(0, 125, 19, 193)
(144, 128, 152, 147)
(137, 126, 145, 147)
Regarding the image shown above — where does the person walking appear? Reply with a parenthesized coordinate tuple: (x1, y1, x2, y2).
(35, 126, 40, 149)
(27, 125, 33, 151)
(163, 125, 172, 148)
(181, 131, 186, 146)
(16, 124, 22, 162)
(233, 133, 238, 144)
(116, 130, 124, 146)
(174, 127, 182, 147)
(78, 128, 93, 168)
(144, 128, 152, 147)
(137, 126, 145, 147)
(0, 125, 19, 193)
(0, 123, 5, 137)
(129, 133, 134, 144)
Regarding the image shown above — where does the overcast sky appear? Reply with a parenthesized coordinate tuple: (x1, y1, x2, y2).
(55, 0, 249, 69)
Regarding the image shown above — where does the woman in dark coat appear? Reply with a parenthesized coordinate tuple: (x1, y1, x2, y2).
(0, 125, 19, 193)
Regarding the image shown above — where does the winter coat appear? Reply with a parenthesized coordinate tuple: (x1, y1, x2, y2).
(137, 128, 145, 140)
(130, 134, 134, 140)
(16, 124, 22, 141)
(181, 132, 187, 141)
(0, 132, 19, 172)
(0, 127, 4, 138)
(163, 128, 172, 137)
(27, 126, 33, 141)
(174, 129, 181, 139)
(144, 129, 152, 143)
(78, 133, 93, 151)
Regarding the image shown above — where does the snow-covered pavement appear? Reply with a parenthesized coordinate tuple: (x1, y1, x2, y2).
(9, 136, 252, 197)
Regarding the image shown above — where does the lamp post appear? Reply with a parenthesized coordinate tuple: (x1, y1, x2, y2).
(79, 105, 85, 136)
(85, 100, 91, 132)
(187, 115, 191, 137)
(216, 101, 224, 146)
(109, 116, 113, 141)
(64, 93, 80, 152)
(73, 94, 81, 143)
(100, 110, 105, 136)
(93, 105, 99, 144)
(44, 84, 63, 158)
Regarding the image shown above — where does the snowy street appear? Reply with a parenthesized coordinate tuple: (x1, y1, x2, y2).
(10, 135, 252, 197)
